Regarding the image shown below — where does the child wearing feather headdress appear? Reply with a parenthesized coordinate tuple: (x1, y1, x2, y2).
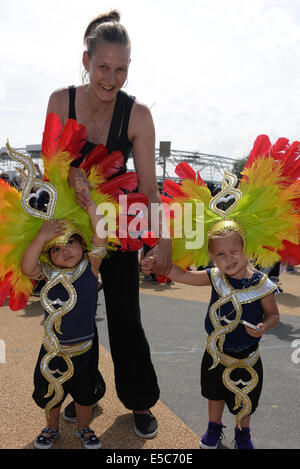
(20, 180, 107, 449)
(1, 113, 139, 449)
(142, 134, 300, 449)
(142, 223, 280, 449)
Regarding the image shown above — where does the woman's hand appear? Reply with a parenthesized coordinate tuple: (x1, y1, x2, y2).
(141, 255, 157, 275)
(143, 239, 173, 276)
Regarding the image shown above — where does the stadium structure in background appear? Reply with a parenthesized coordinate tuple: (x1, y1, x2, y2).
(0, 142, 238, 193)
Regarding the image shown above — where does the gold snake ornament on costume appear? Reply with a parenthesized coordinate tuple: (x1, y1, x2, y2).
(206, 267, 275, 429)
(206, 296, 260, 429)
(219, 348, 260, 429)
(206, 284, 258, 429)
(39, 257, 90, 417)
(206, 292, 242, 370)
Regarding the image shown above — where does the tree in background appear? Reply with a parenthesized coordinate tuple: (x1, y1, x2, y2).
(231, 156, 248, 181)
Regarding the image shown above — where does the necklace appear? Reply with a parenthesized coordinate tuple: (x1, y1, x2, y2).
(87, 90, 115, 139)
(90, 109, 111, 138)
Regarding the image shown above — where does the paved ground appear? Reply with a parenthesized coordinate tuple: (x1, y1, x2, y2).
(0, 267, 299, 450)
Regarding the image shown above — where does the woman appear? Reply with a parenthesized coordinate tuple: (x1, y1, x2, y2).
(45, 9, 172, 438)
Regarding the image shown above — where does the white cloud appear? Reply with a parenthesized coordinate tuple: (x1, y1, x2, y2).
(1, 0, 300, 158)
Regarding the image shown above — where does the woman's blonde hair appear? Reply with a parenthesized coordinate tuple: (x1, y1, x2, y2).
(82, 10, 130, 83)
(84, 10, 130, 56)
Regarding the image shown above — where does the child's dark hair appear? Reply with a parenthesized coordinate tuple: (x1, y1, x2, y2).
(69, 234, 85, 246)
(84, 9, 131, 58)
(48, 234, 85, 261)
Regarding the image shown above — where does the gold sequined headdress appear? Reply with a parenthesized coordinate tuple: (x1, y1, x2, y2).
(0, 112, 144, 310)
(206, 170, 247, 249)
(162, 135, 300, 270)
(43, 220, 85, 252)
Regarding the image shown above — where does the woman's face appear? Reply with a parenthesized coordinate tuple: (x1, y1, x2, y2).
(83, 40, 131, 102)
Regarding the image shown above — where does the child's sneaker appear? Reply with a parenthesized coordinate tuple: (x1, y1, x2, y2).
(234, 426, 255, 449)
(200, 422, 226, 449)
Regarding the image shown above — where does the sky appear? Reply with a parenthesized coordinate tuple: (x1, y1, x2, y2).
(1, 0, 300, 159)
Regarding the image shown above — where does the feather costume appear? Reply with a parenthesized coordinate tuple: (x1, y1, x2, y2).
(0, 113, 146, 311)
(162, 134, 300, 429)
(162, 134, 300, 270)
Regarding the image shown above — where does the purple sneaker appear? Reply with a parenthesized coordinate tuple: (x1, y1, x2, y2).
(200, 422, 226, 449)
(234, 426, 255, 449)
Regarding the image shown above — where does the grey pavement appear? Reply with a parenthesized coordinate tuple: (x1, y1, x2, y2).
(96, 290, 300, 450)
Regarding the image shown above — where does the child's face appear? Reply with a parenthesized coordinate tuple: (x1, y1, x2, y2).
(49, 236, 84, 269)
(209, 231, 248, 278)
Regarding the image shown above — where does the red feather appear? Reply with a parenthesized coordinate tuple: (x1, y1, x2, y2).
(79, 145, 108, 172)
(42, 113, 87, 160)
(278, 240, 300, 266)
(8, 290, 28, 311)
(99, 172, 139, 196)
(163, 180, 186, 198)
(0, 274, 11, 306)
(155, 275, 170, 284)
(117, 221, 143, 251)
(244, 135, 271, 168)
(269, 138, 290, 161)
(141, 231, 158, 248)
(58, 119, 87, 158)
(280, 141, 300, 181)
(125, 192, 148, 206)
(175, 162, 196, 180)
(96, 151, 125, 179)
(42, 113, 62, 158)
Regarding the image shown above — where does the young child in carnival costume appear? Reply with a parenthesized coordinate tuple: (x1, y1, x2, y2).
(142, 134, 300, 449)
(0, 113, 147, 449)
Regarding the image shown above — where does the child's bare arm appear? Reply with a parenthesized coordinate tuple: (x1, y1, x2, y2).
(20, 220, 65, 278)
(244, 293, 280, 338)
(141, 256, 211, 286)
(78, 187, 107, 275)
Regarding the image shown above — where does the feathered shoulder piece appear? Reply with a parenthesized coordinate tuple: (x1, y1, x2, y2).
(162, 134, 300, 270)
(0, 113, 146, 310)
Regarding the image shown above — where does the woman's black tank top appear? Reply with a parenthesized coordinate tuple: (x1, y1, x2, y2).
(69, 85, 135, 175)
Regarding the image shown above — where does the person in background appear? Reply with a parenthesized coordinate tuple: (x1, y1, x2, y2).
(0, 172, 10, 184)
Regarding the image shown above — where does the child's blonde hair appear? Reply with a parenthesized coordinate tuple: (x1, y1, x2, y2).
(207, 228, 249, 267)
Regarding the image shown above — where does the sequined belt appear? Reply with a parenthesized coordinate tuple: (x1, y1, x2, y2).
(206, 343, 260, 429)
(52, 339, 93, 357)
(40, 336, 93, 417)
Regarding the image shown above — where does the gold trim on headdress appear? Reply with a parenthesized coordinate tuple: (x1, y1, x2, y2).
(5, 141, 57, 221)
(207, 170, 246, 248)
(43, 220, 85, 252)
(207, 219, 247, 249)
(209, 170, 242, 218)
